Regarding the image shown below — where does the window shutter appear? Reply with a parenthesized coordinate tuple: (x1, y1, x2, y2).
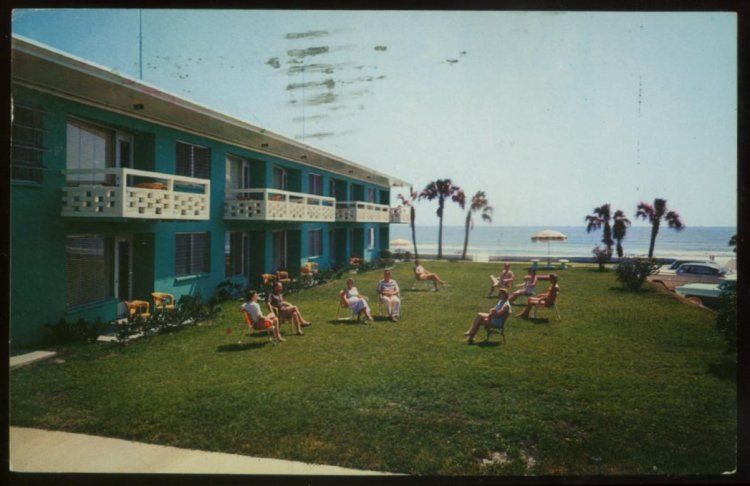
(175, 233, 191, 276)
(176, 142, 190, 176)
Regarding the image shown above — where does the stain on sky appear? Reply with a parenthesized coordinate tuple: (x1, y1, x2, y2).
(287, 62, 355, 75)
(286, 79, 336, 91)
(286, 30, 330, 39)
(374, 45, 387, 51)
(287, 46, 330, 59)
(266, 57, 281, 69)
(290, 92, 338, 106)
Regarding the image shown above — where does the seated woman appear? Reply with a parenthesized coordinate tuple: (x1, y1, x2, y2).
(464, 288, 511, 344)
(377, 269, 401, 322)
(414, 259, 447, 291)
(517, 274, 560, 319)
(488, 262, 514, 298)
(241, 291, 283, 342)
(340, 278, 374, 322)
(509, 268, 539, 303)
(266, 281, 310, 336)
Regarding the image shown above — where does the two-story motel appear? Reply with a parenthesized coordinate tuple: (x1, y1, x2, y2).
(10, 35, 410, 344)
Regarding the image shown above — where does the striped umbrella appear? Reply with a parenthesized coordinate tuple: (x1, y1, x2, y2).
(530, 229, 567, 267)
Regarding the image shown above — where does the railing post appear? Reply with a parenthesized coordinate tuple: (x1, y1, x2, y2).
(203, 178, 210, 219)
(120, 168, 129, 217)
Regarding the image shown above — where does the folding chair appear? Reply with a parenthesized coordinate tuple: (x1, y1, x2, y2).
(485, 315, 511, 343)
(377, 293, 404, 319)
(238, 310, 276, 344)
(334, 297, 359, 321)
(152, 292, 175, 312)
(531, 298, 561, 321)
(411, 271, 433, 290)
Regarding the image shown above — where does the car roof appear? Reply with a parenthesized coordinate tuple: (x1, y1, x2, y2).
(677, 262, 722, 268)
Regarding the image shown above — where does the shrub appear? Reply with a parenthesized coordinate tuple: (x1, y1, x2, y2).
(213, 279, 244, 302)
(592, 245, 612, 271)
(615, 258, 659, 290)
(43, 317, 106, 345)
(715, 288, 737, 352)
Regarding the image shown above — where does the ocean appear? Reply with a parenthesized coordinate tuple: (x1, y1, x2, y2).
(389, 225, 737, 261)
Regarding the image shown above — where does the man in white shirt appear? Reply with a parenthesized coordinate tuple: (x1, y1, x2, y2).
(240, 291, 283, 342)
(376, 269, 401, 321)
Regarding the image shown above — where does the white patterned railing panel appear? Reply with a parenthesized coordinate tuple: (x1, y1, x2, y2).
(62, 168, 210, 220)
(224, 189, 335, 222)
(335, 201, 390, 223)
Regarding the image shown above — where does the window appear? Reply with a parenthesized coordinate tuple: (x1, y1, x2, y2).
(308, 229, 323, 257)
(273, 166, 288, 190)
(66, 119, 114, 185)
(309, 173, 323, 195)
(66, 235, 114, 307)
(225, 231, 245, 277)
(175, 232, 210, 276)
(272, 231, 287, 270)
(225, 155, 251, 197)
(367, 188, 376, 203)
(368, 227, 375, 249)
(176, 141, 211, 179)
(329, 179, 337, 198)
(12, 104, 46, 183)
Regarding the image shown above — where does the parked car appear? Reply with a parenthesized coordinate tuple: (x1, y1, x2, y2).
(675, 274, 737, 308)
(662, 259, 713, 271)
(647, 262, 727, 291)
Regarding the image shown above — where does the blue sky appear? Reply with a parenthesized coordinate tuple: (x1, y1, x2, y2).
(13, 9, 737, 227)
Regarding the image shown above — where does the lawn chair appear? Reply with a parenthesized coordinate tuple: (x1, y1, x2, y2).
(152, 292, 175, 312)
(485, 314, 511, 344)
(531, 296, 561, 321)
(275, 270, 292, 285)
(238, 310, 276, 344)
(334, 295, 359, 321)
(377, 292, 404, 319)
(410, 268, 433, 290)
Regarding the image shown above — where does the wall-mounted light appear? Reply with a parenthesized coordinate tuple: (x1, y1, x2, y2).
(348, 169, 354, 173)
(133, 103, 145, 110)
(261, 143, 269, 148)
(300, 155, 307, 160)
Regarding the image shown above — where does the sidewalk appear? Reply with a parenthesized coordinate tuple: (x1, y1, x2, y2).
(10, 427, 395, 475)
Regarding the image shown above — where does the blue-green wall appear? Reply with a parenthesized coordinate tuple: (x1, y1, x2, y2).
(10, 84, 393, 345)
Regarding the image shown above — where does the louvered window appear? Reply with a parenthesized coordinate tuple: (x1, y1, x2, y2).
(12, 104, 46, 183)
(66, 235, 114, 307)
(175, 232, 210, 277)
(308, 229, 322, 257)
(176, 141, 210, 179)
(309, 173, 323, 195)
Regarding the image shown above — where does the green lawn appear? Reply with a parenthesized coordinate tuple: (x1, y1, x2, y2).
(10, 261, 736, 475)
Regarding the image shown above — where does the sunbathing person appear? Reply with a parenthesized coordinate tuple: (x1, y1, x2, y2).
(464, 288, 512, 344)
(340, 278, 374, 322)
(241, 291, 283, 342)
(377, 269, 401, 322)
(509, 268, 539, 303)
(517, 274, 560, 319)
(488, 262, 514, 298)
(414, 259, 447, 291)
(266, 281, 310, 335)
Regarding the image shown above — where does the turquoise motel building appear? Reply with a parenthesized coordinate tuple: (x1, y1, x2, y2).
(10, 36, 410, 345)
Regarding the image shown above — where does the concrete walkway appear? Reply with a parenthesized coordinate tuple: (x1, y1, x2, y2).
(9, 351, 56, 369)
(10, 427, 395, 475)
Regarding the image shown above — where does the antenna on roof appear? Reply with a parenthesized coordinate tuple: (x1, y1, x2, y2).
(138, 9, 143, 80)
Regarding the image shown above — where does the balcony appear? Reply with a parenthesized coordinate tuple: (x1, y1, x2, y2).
(61, 168, 210, 220)
(335, 201, 391, 223)
(224, 188, 335, 222)
(389, 206, 410, 224)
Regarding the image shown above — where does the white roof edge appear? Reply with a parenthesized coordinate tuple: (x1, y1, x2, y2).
(11, 34, 411, 188)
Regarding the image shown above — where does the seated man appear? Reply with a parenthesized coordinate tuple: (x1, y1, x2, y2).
(377, 269, 401, 322)
(241, 291, 283, 343)
(464, 288, 511, 344)
(340, 278, 374, 322)
(266, 281, 310, 336)
(517, 274, 560, 319)
(488, 262, 514, 298)
(414, 259, 447, 291)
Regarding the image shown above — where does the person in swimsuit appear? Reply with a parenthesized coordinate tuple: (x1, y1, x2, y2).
(517, 274, 560, 319)
(340, 278, 374, 322)
(414, 259, 447, 291)
(464, 288, 512, 344)
(488, 262, 514, 298)
(509, 268, 538, 303)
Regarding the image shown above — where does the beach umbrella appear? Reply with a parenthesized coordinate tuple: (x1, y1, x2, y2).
(390, 238, 411, 250)
(530, 229, 568, 267)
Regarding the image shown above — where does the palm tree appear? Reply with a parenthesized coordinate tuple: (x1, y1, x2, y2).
(635, 198, 685, 258)
(585, 204, 614, 256)
(419, 179, 465, 259)
(461, 191, 493, 260)
(729, 234, 737, 253)
(397, 188, 420, 259)
(612, 210, 632, 258)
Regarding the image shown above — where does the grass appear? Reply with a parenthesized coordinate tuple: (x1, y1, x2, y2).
(10, 261, 736, 475)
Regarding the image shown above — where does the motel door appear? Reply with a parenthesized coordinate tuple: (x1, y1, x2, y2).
(114, 235, 133, 317)
(272, 230, 287, 271)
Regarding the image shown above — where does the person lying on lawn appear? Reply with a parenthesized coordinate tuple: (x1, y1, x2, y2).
(517, 273, 560, 319)
(377, 269, 401, 322)
(266, 281, 310, 335)
(241, 291, 283, 342)
(464, 288, 512, 344)
(340, 278, 374, 322)
(488, 262, 514, 298)
(414, 259, 447, 291)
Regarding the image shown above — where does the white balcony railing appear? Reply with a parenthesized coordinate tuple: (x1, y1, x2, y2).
(389, 206, 410, 224)
(224, 188, 335, 222)
(61, 168, 210, 220)
(336, 201, 391, 223)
